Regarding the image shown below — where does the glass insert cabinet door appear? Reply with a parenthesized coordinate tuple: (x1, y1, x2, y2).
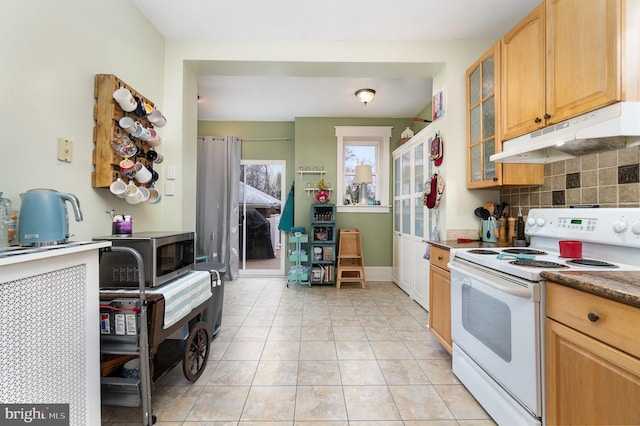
(467, 42, 499, 187)
(393, 140, 427, 239)
(392, 153, 412, 235)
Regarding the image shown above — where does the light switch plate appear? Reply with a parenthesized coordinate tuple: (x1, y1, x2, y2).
(166, 165, 177, 180)
(57, 138, 73, 162)
(165, 181, 175, 196)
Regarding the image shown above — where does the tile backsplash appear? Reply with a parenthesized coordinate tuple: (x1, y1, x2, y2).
(500, 146, 640, 215)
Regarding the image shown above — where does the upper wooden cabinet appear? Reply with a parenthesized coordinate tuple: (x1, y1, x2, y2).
(467, 43, 500, 188)
(501, 3, 545, 140)
(546, 0, 622, 123)
(502, 0, 638, 141)
(466, 43, 544, 188)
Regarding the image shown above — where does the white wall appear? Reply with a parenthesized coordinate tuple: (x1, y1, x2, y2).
(163, 39, 499, 234)
(0, 2, 499, 243)
(0, 0, 165, 240)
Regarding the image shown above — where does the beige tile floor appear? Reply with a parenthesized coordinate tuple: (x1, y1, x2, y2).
(102, 278, 496, 425)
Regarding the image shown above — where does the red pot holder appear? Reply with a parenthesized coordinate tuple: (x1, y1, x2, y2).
(430, 132, 444, 166)
(423, 173, 445, 209)
(422, 173, 444, 209)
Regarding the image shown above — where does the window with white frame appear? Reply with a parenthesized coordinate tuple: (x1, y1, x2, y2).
(335, 126, 391, 212)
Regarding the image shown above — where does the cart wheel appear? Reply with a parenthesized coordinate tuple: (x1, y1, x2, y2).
(182, 321, 210, 382)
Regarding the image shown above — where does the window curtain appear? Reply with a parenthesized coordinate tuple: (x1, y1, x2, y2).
(196, 136, 241, 280)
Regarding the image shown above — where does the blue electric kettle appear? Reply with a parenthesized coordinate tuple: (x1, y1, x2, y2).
(18, 189, 83, 246)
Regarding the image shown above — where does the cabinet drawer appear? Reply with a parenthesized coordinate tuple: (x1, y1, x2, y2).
(546, 282, 640, 358)
(429, 246, 450, 271)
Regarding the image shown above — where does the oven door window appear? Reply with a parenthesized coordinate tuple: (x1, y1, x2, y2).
(462, 283, 511, 362)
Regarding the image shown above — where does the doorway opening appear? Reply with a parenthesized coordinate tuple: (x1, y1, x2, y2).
(239, 160, 285, 276)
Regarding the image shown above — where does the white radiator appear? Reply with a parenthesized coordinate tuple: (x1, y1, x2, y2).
(0, 244, 106, 426)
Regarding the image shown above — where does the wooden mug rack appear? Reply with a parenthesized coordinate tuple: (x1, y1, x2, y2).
(93, 74, 161, 188)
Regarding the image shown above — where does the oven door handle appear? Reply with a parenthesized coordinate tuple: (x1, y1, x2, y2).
(449, 263, 534, 299)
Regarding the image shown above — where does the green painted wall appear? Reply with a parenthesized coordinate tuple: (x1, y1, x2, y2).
(294, 117, 412, 267)
(197, 120, 296, 187)
(197, 117, 412, 268)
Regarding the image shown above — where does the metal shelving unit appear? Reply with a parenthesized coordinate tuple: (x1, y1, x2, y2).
(287, 234, 310, 287)
(310, 204, 336, 285)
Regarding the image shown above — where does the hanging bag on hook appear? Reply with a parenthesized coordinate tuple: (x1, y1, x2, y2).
(423, 174, 445, 209)
(424, 173, 439, 209)
(434, 174, 445, 208)
(430, 132, 444, 166)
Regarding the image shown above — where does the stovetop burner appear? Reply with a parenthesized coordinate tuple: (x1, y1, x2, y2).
(468, 249, 500, 255)
(502, 248, 547, 255)
(566, 258, 619, 268)
(510, 259, 569, 268)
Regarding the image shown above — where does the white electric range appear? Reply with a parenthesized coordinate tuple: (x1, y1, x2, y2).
(448, 208, 640, 426)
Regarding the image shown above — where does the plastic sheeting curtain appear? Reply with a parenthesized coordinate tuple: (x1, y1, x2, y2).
(196, 136, 241, 280)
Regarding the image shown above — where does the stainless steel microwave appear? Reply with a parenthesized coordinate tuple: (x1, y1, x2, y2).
(93, 231, 195, 288)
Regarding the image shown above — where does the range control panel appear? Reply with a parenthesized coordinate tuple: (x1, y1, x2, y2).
(556, 217, 598, 232)
(525, 208, 640, 246)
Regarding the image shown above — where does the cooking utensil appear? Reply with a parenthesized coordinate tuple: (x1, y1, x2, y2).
(496, 253, 536, 260)
(475, 207, 491, 220)
(483, 202, 495, 217)
(502, 203, 510, 218)
(457, 238, 475, 243)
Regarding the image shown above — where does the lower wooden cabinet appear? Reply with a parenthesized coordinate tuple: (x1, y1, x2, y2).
(428, 245, 451, 354)
(545, 282, 640, 425)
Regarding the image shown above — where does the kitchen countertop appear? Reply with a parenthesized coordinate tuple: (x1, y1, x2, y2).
(0, 241, 110, 267)
(541, 270, 640, 309)
(429, 240, 640, 309)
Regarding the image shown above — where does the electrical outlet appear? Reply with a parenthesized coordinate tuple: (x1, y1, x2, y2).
(57, 138, 73, 162)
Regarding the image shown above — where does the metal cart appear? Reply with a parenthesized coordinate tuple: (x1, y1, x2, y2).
(99, 247, 212, 425)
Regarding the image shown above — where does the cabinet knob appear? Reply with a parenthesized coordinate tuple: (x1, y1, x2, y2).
(492, 177, 498, 181)
(587, 312, 599, 322)
(544, 113, 551, 120)
(534, 117, 542, 123)
(437, 256, 443, 261)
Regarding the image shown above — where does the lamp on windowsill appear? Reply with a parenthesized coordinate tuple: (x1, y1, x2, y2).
(355, 165, 372, 205)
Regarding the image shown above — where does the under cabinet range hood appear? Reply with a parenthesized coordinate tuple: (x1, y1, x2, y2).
(490, 102, 640, 164)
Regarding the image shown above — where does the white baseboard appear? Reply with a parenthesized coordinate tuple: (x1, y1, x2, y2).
(364, 266, 392, 281)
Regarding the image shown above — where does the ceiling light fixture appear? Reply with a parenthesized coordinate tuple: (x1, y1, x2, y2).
(355, 88, 376, 105)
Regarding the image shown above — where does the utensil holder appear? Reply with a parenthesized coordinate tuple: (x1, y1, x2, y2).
(482, 219, 498, 243)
